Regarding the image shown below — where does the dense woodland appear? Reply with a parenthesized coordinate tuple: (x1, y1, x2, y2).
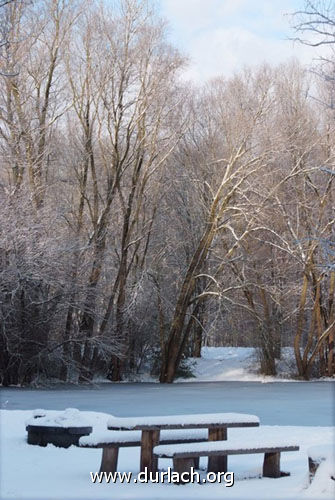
(0, 0, 334, 386)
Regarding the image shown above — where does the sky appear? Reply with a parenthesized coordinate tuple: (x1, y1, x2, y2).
(156, 0, 320, 82)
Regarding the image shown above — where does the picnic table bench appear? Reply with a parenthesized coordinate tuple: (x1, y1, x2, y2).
(79, 428, 208, 473)
(107, 412, 260, 473)
(154, 440, 300, 480)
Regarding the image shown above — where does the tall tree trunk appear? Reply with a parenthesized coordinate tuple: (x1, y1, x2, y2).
(327, 271, 335, 376)
(294, 274, 309, 378)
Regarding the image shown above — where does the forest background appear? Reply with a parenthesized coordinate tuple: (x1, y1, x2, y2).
(0, 0, 334, 386)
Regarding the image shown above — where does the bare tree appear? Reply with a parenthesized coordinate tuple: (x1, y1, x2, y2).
(59, 0, 186, 382)
(293, 0, 335, 46)
(291, 1, 335, 377)
(159, 71, 274, 383)
(0, 0, 79, 205)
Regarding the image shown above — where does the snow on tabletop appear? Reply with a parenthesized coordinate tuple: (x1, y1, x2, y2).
(154, 436, 300, 456)
(25, 408, 90, 428)
(308, 444, 335, 462)
(79, 427, 209, 446)
(107, 412, 260, 429)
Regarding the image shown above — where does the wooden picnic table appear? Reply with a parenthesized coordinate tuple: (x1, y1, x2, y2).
(26, 410, 92, 448)
(107, 412, 260, 473)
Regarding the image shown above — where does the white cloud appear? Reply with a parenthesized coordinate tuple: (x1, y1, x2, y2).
(181, 26, 318, 82)
(160, 0, 217, 34)
(159, 0, 323, 82)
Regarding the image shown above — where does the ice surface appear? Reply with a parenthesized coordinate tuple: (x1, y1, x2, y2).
(1, 380, 334, 426)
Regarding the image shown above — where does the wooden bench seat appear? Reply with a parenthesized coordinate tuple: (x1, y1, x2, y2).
(78, 428, 208, 473)
(154, 440, 300, 478)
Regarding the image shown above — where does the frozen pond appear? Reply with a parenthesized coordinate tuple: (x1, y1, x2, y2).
(1, 381, 334, 426)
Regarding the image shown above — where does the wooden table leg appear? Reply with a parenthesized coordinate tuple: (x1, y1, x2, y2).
(140, 430, 160, 473)
(173, 457, 195, 484)
(100, 447, 119, 473)
(208, 427, 227, 473)
(263, 452, 281, 478)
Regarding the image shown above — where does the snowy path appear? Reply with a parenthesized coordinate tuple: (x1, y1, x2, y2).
(177, 346, 333, 382)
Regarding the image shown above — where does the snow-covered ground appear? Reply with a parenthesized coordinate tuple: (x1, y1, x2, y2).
(119, 346, 332, 383)
(177, 346, 324, 382)
(183, 346, 262, 382)
(0, 409, 334, 500)
(0, 347, 334, 499)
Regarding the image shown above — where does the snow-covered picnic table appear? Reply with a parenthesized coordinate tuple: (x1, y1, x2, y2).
(26, 409, 92, 448)
(107, 412, 260, 473)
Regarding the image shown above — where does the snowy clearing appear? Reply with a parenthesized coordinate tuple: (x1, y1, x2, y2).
(177, 346, 332, 383)
(118, 346, 334, 383)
